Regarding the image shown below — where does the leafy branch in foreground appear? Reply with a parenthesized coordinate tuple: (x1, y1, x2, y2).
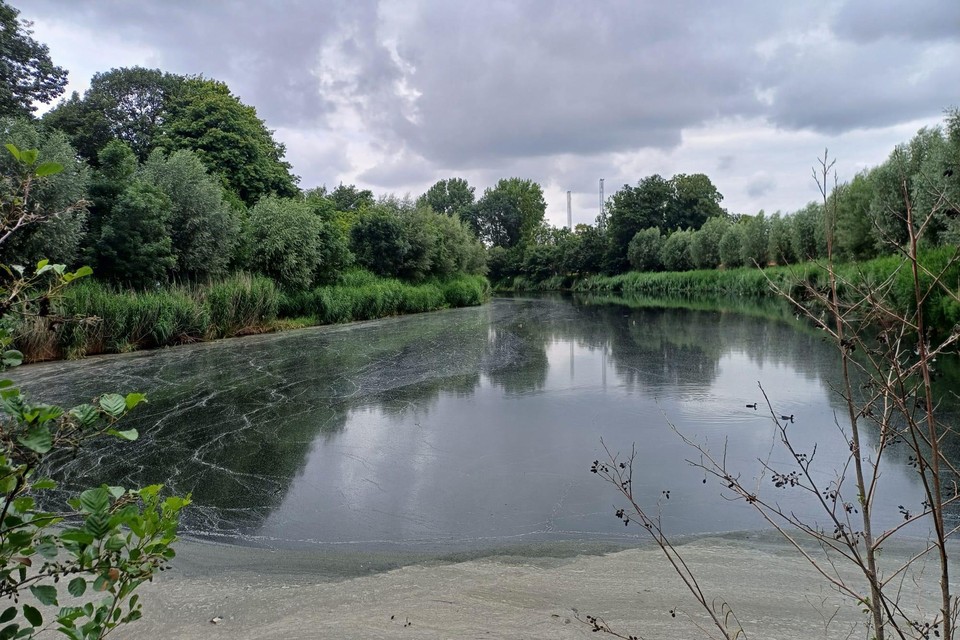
(0, 144, 189, 639)
(588, 150, 960, 639)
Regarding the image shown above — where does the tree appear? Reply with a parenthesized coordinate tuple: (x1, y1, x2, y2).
(44, 67, 182, 164)
(140, 148, 240, 280)
(0, 118, 88, 266)
(669, 173, 724, 232)
(766, 211, 795, 265)
(658, 229, 693, 272)
(248, 196, 324, 290)
(329, 183, 375, 213)
(349, 207, 409, 278)
(627, 227, 663, 272)
(739, 211, 769, 267)
(0, 1, 68, 118)
(97, 181, 175, 285)
(418, 177, 475, 219)
(719, 223, 745, 267)
(472, 178, 546, 248)
(834, 171, 877, 261)
(158, 78, 299, 205)
(571, 223, 607, 275)
(789, 202, 826, 261)
(606, 175, 673, 271)
(688, 215, 729, 269)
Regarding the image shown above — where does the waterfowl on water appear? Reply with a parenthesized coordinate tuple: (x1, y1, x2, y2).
(780, 414, 794, 422)
(745, 403, 757, 409)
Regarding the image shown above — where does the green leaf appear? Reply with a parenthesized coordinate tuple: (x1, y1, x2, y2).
(0, 608, 14, 624)
(11, 497, 34, 513)
(33, 162, 62, 178)
(21, 604, 41, 627)
(35, 259, 49, 271)
(4, 144, 21, 161)
(124, 393, 147, 410)
(106, 486, 125, 499)
(1, 350, 22, 368)
(67, 578, 86, 598)
(107, 428, 138, 441)
(98, 394, 125, 418)
(31, 478, 56, 490)
(20, 149, 38, 166)
(34, 540, 57, 560)
(29, 585, 57, 606)
(83, 513, 110, 538)
(67, 404, 98, 427)
(17, 426, 52, 454)
(59, 530, 94, 546)
(78, 488, 110, 514)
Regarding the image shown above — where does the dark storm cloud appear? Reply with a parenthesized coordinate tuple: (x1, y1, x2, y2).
(25, 0, 400, 128)
(22, 0, 960, 187)
(395, 1, 774, 164)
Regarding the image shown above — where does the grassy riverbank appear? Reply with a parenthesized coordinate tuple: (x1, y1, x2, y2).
(15, 271, 490, 361)
(505, 247, 960, 332)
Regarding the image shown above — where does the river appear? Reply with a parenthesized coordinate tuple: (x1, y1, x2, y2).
(10, 294, 949, 552)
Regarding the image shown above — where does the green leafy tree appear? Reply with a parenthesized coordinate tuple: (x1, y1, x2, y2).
(0, 144, 188, 639)
(248, 196, 324, 290)
(329, 183, 375, 213)
(658, 229, 693, 272)
(485, 245, 523, 284)
(0, 1, 68, 118)
(740, 211, 769, 267)
(669, 173, 724, 232)
(139, 148, 239, 280)
(418, 177, 475, 219)
(349, 207, 409, 278)
(627, 227, 663, 272)
(607, 175, 673, 271)
(688, 215, 730, 269)
(0, 118, 88, 266)
(81, 140, 138, 271)
(719, 223, 745, 268)
(789, 202, 826, 261)
(571, 223, 607, 275)
(159, 78, 299, 205)
(522, 244, 561, 281)
(472, 178, 546, 248)
(834, 172, 877, 261)
(44, 67, 182, 164)
(97, 181, 175, 285)
(766, 212, 795, 265)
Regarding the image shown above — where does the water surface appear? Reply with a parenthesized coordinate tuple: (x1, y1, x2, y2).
(11, 296, 946, 551)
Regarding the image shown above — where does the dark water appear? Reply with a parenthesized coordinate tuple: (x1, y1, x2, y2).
(10, 296, 953, 551)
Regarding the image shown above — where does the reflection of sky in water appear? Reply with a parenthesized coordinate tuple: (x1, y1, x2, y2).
(12, 297, 944, 551)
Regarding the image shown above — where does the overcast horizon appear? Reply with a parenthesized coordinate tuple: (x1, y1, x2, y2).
(22, 0, 960, 227)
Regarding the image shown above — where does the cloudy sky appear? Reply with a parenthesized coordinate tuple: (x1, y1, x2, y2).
(22, 0, 960, 227)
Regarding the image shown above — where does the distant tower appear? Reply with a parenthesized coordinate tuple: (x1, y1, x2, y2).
(598, 178, 606, 229)
(566, 191, 572, 230)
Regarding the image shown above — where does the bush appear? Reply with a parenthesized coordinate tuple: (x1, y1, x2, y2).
(627, 228, 663, 272)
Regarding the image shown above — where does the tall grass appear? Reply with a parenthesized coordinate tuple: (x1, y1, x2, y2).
(572, 248, 960, 332)
(279, 271, 490, 325)
(16, 271, 491, 361)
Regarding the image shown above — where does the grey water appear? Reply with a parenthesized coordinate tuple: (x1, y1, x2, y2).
(10, 296, 952, 552)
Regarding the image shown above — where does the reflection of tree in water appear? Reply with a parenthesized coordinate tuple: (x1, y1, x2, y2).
(481, 301, 552, 393)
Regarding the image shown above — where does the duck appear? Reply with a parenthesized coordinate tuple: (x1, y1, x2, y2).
(780, 414, 794, 422)
(745, 403, 757, 410)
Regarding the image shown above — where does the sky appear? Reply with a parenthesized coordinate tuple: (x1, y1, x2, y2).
(20, 0, 960, 228)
